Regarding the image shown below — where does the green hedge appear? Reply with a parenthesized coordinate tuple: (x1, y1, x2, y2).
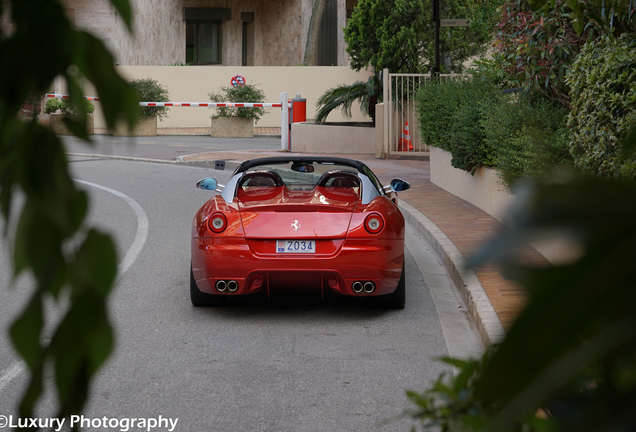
(417, 77, 502, 173)
(484, 93, 571, 190)
(566, 34, 636, 179)
(417, 78, 572, 190)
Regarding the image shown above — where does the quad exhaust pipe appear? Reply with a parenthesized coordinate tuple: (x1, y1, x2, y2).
(352, 281, 363, 293)
(364, 282, 375, 293)
(216, 280, 238, 293)
(351, 281, 375, 294)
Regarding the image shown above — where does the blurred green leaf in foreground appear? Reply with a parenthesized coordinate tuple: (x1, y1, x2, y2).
(0, 0, 138, 423)
(402, 129, 636, 431)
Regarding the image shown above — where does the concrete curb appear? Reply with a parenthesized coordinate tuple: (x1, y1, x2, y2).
(398, 201, 505, 346)
(69, 153, 244, 172)
(176, 155, 243, 172)
(68, 153, 181, 165)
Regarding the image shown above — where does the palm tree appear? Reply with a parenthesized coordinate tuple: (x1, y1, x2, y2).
(314, 70, 382, 125)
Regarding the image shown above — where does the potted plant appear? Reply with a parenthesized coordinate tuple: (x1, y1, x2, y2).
(114, 78, 170, 136)
(45, 98, 95, 136)
(209, 83, 267, 138)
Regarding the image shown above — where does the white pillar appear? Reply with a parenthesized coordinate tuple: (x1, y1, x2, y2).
(280, 92, 289, 151)
(383, 69, 390, 158)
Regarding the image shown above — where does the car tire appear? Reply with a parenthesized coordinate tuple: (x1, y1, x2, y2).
(383, 262, 405, 309)
(190, 264, 227, 307)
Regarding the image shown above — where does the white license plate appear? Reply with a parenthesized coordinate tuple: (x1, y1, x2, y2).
(276, 240, 316, 253)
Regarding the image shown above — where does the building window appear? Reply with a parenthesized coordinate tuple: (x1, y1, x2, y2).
(241, 13, 254, 66)
(242, 22, 248, 66)
(182, 8, 231, 65)
(186, 21, 221, 65)
(318, 0, 337, 66)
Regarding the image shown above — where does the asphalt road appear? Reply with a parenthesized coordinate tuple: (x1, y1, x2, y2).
(0, 149, 483, 431)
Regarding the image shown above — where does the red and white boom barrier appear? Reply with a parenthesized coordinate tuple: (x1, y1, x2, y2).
(46, 92, 293, 151)
(139, 102, 282, 108)
(45, 94, 101, 101)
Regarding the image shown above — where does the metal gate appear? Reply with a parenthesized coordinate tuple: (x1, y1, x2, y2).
(382, 69, 466, 157)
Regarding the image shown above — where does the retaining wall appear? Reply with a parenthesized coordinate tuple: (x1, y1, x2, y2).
(430, 146, 581, 265)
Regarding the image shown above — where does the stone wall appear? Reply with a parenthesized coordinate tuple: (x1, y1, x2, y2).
(62, 0, 350, 67)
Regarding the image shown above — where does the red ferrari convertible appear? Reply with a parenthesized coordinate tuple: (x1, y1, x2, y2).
(190, 157, 410, 308)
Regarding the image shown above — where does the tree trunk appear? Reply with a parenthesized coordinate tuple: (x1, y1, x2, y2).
(303, 0, 330, 65)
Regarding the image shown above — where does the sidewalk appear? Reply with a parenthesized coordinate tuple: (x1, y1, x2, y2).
(164, 126, 544, 344)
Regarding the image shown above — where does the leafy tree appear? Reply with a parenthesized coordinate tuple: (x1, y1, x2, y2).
(0, 0, 137, 421)
(485, 0, 592, 106)
(465, 0, 507, 37)
(566, 34, 636, 179)
(484, 0, 634, 106)
(527, 0, 635, 36)
(345, 0, 492, 74)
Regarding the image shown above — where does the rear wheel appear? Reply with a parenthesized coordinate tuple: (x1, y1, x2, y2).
(382, 263, 405, 309)
(190, 264, 227, 307)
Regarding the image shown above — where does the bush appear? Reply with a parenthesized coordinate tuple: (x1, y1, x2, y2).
(209, 83, 267, 123)
(417, 77, 573, 185)
(417, 77, 502, 173)
(417, 78, 465, 152)
(44, 98, 95, 115)
(566, 34, 636, 179)
(129, 78, 170, 121)
(482, 93, 572, 190)
(448, 79, 503, 173)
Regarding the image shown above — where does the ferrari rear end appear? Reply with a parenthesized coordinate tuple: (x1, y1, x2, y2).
(190, 157, 409, 308)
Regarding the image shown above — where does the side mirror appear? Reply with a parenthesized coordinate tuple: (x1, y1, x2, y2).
(390, 179, 411, 192)
(196, 178, 218, 191)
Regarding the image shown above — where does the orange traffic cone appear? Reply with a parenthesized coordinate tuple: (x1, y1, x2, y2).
(397, 121, 414, 152)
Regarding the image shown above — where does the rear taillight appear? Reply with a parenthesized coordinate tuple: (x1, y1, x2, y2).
(364, 213, 384, 234)
(208, 213, 227, 233)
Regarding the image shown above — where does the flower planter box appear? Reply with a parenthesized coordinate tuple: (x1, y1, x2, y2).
(49, 114, 94, 136)
(113, 115, 157, 137)
(210, 117, 253, 138)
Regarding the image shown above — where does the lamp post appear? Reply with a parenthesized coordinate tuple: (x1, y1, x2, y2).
(433, 0, 440, 76)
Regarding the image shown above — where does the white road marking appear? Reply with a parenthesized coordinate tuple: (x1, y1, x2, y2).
(0, 362, 25, 391)
(0, 180, 149, 392)
(74, 179, 150, 277)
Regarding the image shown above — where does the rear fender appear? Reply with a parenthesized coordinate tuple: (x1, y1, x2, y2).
(192, 196, 244, 238)
(348, 196, 405, 239)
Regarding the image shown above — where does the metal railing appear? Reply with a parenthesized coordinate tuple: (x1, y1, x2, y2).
(382, 69, 469, 157)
